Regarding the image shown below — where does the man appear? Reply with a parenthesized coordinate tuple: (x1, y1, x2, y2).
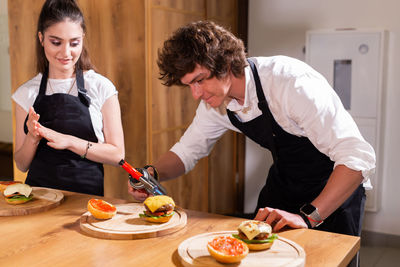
(129, 21, 375, 237)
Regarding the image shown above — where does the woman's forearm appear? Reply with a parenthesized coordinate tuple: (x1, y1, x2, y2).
(67, 135, 125, 166)
(14, 133, 40, 172)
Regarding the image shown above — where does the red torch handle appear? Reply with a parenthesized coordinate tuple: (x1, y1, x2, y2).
(119, 160, 142, 180)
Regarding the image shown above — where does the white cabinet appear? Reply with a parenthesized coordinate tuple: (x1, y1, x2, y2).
(306, 29, 387, 212)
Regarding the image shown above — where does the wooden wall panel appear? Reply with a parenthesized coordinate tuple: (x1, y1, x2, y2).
(77, 0, 146, 200)
(147, 0, 241, 213)
(8, 0, 45, 182)
(206, 0, 237, 31)
(152, 0, 205, 13)
(206, 0, 242, 214)
(147, 1, 207, 211)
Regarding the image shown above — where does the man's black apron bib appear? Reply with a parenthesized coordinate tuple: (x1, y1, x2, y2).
(227, 59, 365, 236)
(24, 68, 104, 196)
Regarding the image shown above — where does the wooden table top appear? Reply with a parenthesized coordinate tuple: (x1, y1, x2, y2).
(0, 191, 359, 266)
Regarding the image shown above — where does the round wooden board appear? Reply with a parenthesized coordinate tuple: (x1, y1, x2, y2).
(80, 203, 187, 240)
(178, 231, 305, 267)
(0, 187, 64, 216)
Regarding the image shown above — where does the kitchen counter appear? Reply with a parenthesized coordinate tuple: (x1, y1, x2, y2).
(0, 190, 359, 266)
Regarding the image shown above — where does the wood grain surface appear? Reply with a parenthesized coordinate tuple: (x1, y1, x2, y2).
(0, 187, 64, 216)
(80, 203, 187, 240)
(178, 231, 305, 267)
(0, 191, 359, 266)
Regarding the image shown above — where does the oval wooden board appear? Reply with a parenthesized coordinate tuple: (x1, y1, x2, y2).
(178, 231, 305, 267)
(0, 187, 64, 216)
(80, 203, 187, 240)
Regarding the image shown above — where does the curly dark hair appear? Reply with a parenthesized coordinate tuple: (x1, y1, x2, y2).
(157, 21, 247, 86)
(36, 0, 95, 74)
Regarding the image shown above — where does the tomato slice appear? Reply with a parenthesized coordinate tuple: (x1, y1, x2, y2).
(145, 209, 172, 217)
(89, 199, 116, 212)
(209, 236, 247, 256)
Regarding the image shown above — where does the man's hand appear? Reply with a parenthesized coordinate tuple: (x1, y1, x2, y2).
(254, 207, 308, 232)
(127, 180, 151, 202)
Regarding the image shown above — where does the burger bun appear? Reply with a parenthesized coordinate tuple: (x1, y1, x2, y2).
(0, 181, 22, 193)
(207, 236, 249, 263)
(246, 242, 274, 251)
(4, 196, 32, 205)
(87, 199, 116, 220)
(144, 214, 173, 223)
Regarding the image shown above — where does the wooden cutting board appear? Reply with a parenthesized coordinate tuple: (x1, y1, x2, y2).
(0, 187, 64, 216)
(80, 203, 187, 240)
(178, 231, 305, 267)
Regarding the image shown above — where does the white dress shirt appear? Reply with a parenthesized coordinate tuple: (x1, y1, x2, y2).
(170, 56, 376, 189)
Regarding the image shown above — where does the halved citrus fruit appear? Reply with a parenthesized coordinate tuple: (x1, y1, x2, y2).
(87, 198, 116, 219)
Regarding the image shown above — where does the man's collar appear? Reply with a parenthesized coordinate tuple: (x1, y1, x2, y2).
(226, 65, 252, 113)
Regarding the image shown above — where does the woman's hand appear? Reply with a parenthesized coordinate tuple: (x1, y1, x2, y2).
(37, 125, 71, 150)
(254, 207, 308, 232)
(26, 107, 41, 143)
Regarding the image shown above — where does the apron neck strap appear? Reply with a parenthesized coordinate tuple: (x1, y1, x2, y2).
(76, 67, 91, 107)
(247, 58, 279, 168)
(38, 68, 49, 96)
(39, 67, 91, 107)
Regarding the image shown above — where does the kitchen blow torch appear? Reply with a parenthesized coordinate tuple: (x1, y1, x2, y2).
(119, 159, 167, 196)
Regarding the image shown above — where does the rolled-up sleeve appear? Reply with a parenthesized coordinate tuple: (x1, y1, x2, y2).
(170, 101, 234, 173)
(276, 72, 376, 186)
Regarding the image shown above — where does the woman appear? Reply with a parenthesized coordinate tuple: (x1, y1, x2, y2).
(12, 0, 124, 196)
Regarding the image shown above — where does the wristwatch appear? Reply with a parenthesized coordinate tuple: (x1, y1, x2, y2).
(300, 203, 324, 228)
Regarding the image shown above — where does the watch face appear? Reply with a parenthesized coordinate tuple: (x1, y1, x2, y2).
(301, 204, 316, 214)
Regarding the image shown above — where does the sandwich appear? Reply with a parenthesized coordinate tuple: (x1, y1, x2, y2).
(139, 195, 175, 223)
(207, 235, 249, 263)
(3, 183, 33, 205)
(232, 220, 278, 250)
(0, 181, 22, 193)
(87, 198, 117, 219)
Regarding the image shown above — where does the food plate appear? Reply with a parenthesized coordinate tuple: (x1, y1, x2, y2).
(178, 231, 305, 267)
(80, 203, 187, 239)
(0, 186, 64, 216)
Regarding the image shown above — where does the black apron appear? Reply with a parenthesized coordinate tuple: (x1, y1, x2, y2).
(24, 68, 104, 196)
(227, 59, 365, 236)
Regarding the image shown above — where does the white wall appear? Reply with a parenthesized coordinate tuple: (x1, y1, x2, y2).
(0, 0, 12, 143)
(248, 0, 400, 236)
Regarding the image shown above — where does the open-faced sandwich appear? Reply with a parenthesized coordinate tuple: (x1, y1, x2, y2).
(87, 198, 117, 219)
(233, 220, 278, 250)
(139, 195, 175, 223)
(207, 235, 249, 263)
(3, 183, 33, 205)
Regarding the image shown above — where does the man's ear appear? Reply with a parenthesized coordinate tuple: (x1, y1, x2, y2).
(38, 32, 44, 45)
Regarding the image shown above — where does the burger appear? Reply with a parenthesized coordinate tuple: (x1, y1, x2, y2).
(232, 220, 278, 250)
(0, 181, 22, 193)
(139, 195, 175, 223)
(3, 183, 33, 205)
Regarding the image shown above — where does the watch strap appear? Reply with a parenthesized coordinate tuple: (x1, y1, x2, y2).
(299, 212, 312, 228)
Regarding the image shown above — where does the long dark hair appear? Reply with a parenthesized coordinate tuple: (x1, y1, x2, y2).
(36, 0, 94, 73)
